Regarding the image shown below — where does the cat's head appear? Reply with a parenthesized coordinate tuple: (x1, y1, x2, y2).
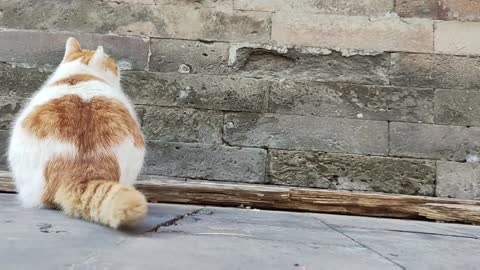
(61, 37, 120, 82)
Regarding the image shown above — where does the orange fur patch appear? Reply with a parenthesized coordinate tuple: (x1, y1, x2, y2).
(51, 74, 106, 86)
(22, 94, 145, 154)
(65, 49, 118, 75)
(43, 154, 147, 227)
(42, 154, 120, 205)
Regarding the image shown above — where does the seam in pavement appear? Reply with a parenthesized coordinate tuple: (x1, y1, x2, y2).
(313, 216, 406, 270)
(147, 208, 205, 233)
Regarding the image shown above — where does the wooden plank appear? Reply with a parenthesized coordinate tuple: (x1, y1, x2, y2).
(2, 171, 480, 224)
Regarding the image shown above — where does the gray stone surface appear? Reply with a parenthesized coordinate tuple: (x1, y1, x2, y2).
(389, 122, 480, 161)
(433, 55, 480, 90)
(268, 150, 436, 195)
(224, 113, 388, 155)
(149, 39, 229, 74)
(437, 161, 480, 199)
(144, 141, 267, 182)
(394, 0, 435, 18)
(0, 30, 148, 70)
(105, 0, 233, 8)
(0, 96, 23, 130)
(338, 224, 480, 270)
(123, 72, 270, 112)
(0, 0, 271, 42)
(389, 54, 480, 90)
(0, 64, 50, 98)
(142, 106, 223, 144)
(232, 48, 389, 85)
(395, 0, 480, 21)
(270, 81, 434, 123)
(389, 53, 434, 88)
(0, 130, 8, 169)
(234, 0, 394, 16)
(1, 193, 480, 270)
(435, 89, 480, 126)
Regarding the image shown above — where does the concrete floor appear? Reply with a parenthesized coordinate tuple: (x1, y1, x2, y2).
(1, 193, 479, 270)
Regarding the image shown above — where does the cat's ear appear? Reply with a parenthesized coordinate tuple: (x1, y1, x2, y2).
(89, 46, 105, 68)
(63, 37, 81, 61)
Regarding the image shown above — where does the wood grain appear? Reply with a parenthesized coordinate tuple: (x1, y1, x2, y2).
(2, 171, 480, 224)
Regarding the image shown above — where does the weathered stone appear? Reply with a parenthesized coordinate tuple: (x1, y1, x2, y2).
(395, 0, 433, 18)
(390, 53, 480, 90)
(268, 150, 435, 195)
(272, 13, 433, 53)
(0, 0, 271, 42)
(149, 39, 229, 74)
(0, 64, 50, 98)
(390, 122, 480, 161)
(142, 107, 223, 144)
(389, 53, 433, 88)
(232, 48, 389, 85)
(144, 141, 267, 182)
(0, 96, 23, 130)
(396, 0, 480, 21)
(435, 21, 480, 56)
(123, 72, 270, 112)
(433, 55, 480, 90)
(0, 130, 8, 169)
(224, 113, 388, 155)
(105, 0, 233, 8)
(437, 161, 480, 200)
(270, 81, 434, 123)
(435, 89, 480, 126)
(234, 0, 394, 16)
(434, 0, 480, 21)
(0, 30, 149, 70)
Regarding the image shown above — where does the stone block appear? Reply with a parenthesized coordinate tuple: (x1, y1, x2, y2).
(268, 150, 435, 195)
(0, 64, 50, 98)
(144, 141, 267, 182)
(390, 122, 480, 161)
(435, 21, 480, 56)
(389, 53, 433, 88)
(389, 53, 480, 90)
(435, 89, 480, 126)
(0, 96, 23, 130)
(0, 0, 271, 42)
(433, 55, 480, 90)
(105, 0, 233, 8)
(224, 113, 388, 155)
(234, 0, 394, 16)
(270, 81, 434, 123)
(0, 30, 149, 70)
(149, 39, 230, 74)
(231, 48, 389, 85)
(142, 106, 223, 144)
(436, 161, 480, 200)
(396, 0, 480, 21)
(272, 13, 433, 53)
(0, 130, 8, 169)
(123, 72, 270, 112)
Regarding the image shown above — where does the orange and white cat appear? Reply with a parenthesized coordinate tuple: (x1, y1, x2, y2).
(8, 37, 147, 228)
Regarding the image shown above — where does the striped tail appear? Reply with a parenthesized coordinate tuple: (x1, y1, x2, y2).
(53, 180, 148, 228)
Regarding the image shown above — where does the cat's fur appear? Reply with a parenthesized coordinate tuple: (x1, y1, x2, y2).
(8, 37, 147, 228)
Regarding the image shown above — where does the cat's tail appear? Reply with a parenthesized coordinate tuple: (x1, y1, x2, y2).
(54, 180, 148, 228)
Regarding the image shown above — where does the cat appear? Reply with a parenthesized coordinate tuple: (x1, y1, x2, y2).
(7, 37, 148, 228)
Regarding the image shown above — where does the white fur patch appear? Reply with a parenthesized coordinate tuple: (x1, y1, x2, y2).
(8, 59, 144, 207)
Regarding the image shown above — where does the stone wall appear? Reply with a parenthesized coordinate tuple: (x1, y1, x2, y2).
(0, 0, 479, 199)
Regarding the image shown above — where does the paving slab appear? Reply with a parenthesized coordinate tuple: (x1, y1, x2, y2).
(0, 193, 479, 270)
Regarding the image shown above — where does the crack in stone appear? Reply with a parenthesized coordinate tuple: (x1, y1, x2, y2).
(381, 229, 479, 239)
(313, 217, 406, 270)
(147, 208, 205, 233)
